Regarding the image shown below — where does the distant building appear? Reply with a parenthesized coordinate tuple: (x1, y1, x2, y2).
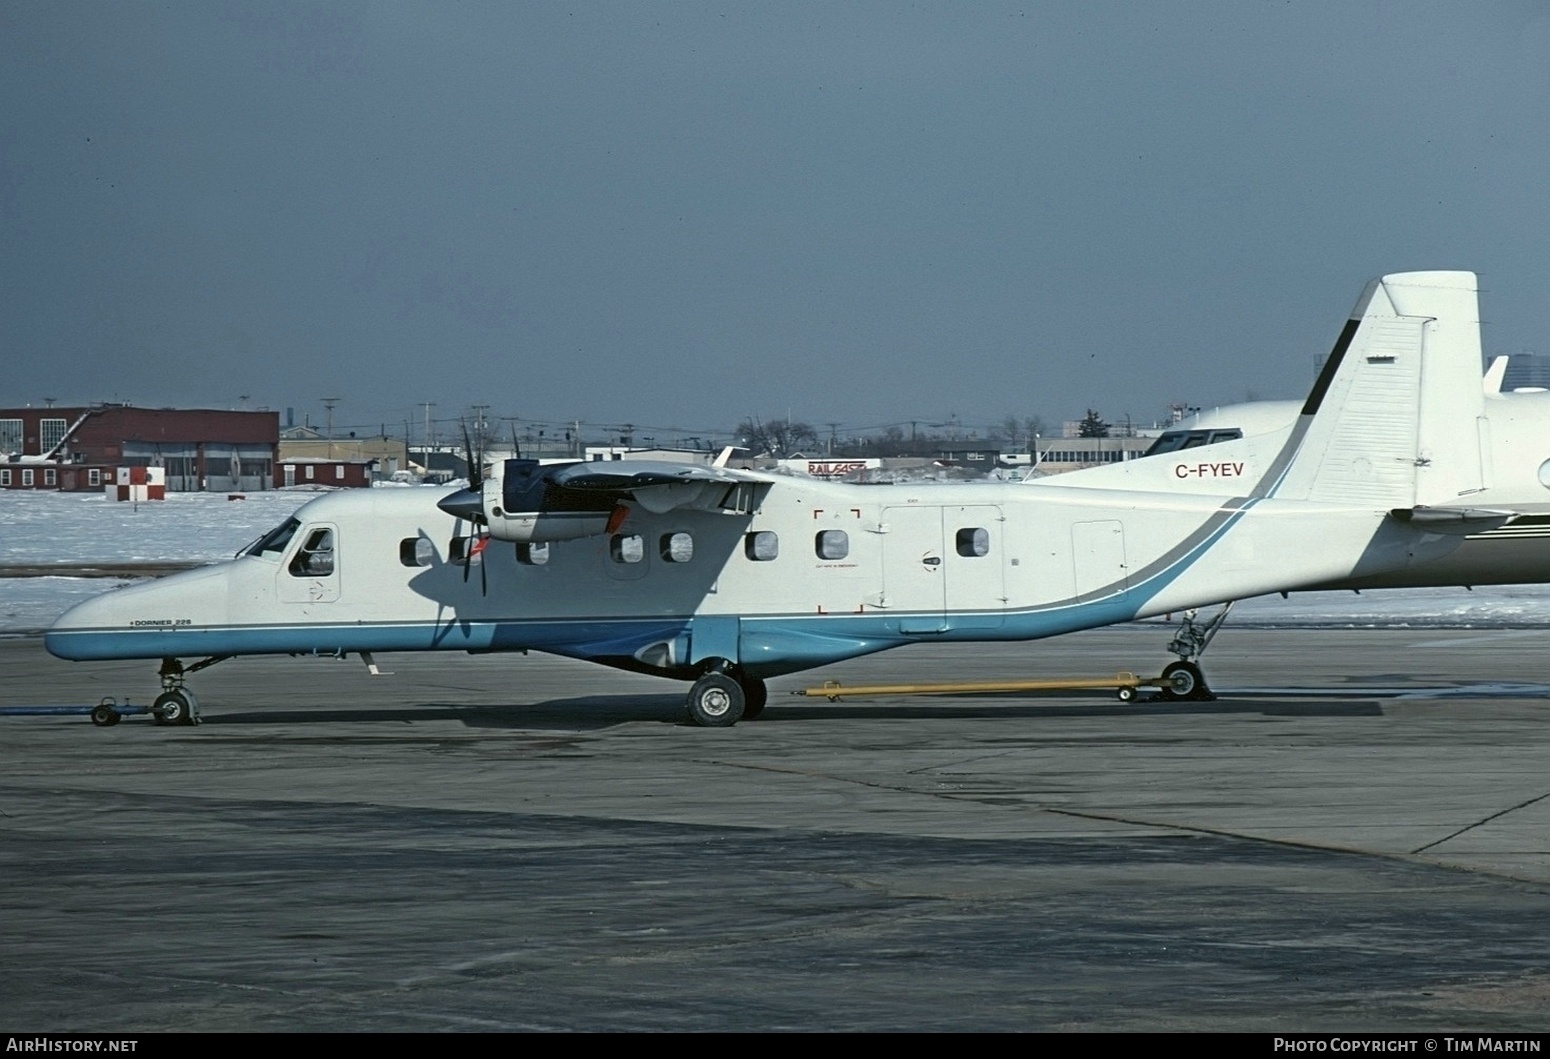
(934, 444, 1004, 469)
(1034, 436, 1152, 471)
(0, 405, 278, 492)
(277, 431, 406, 484)
(775, 457, 882, 480)
(276, 458, 374, 489)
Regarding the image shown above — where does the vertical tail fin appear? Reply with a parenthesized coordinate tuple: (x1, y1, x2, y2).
(1272, 271, 1485, 507)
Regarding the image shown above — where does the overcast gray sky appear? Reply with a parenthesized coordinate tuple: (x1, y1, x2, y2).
(3, 1, 1547, 442)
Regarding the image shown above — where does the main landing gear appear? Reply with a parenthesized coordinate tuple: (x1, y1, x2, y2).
(1158, 604, 1231, 702)
(685, 661, 767, 727)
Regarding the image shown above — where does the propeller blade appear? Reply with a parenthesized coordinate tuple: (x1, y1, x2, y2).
(461, 421, 483, 495)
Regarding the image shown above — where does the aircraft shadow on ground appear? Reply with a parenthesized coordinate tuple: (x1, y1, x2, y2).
(193, 692, 1385, 730)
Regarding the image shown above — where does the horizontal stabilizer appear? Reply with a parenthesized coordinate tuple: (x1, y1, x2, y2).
(1390, 506, 1516, 524)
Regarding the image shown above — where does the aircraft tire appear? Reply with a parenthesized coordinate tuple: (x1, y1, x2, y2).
(738, 675, 768, 721)
(153, 690, 195, 727)
(686, 672, 745, 728)
(1160, 660, 1208, 701)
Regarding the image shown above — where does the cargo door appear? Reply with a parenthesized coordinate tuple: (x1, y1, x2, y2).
(881, 506, 946, 633)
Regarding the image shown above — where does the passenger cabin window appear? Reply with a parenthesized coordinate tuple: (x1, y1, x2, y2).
(516, 542, 550, 565)
(399, 537, 434, 567)
(745, 531, 779, 562)
(289, 528, 335, 577)
(815, 530, 849, 560)
(611, 534, 645, 564)
(956, 527, 990, 557)
(660, 532, 693, 563)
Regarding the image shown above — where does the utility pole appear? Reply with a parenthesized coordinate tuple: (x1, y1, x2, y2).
(421, 402, 436, 457)
(321, 397, 341, 439)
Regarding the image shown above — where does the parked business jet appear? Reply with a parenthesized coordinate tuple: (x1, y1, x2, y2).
(46, 271, 1517, 726)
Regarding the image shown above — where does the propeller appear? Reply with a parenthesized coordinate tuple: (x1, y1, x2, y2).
(435, 419, 491, 595)
(436, 420, 488, 522)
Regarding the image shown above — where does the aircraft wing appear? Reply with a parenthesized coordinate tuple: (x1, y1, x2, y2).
(546, 460, 760, 492)
(442, 458, 771, 539)
(545, 461, 767, 516)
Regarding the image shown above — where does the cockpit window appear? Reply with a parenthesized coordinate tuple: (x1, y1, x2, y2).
(289, 528, 336, 577)
(243, 517, 301, 560)
(1141, 428, 1243, 457)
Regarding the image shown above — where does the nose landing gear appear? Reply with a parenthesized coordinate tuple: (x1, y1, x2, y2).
(148, 656, 228, 726)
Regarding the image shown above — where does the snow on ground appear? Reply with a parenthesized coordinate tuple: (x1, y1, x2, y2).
(4, 486, 1550, 635)
(0, 489, 318, 633)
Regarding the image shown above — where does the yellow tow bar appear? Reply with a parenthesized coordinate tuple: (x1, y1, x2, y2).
(799, 672, 1172, 703)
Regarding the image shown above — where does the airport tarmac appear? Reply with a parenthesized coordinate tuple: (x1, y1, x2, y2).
(2, 624, 1549, 1032)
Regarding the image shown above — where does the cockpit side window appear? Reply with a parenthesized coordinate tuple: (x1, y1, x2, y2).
(289, 528, 336, 577)
(1141, 428, 1243, 457)
(244, 517, 301, 560)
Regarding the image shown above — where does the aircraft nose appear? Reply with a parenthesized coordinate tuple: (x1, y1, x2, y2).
(44, 589, 124, 659)
(44, 565, 233, 661)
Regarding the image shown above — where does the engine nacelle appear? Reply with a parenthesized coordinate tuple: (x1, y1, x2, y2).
(480, 458, 619, 543)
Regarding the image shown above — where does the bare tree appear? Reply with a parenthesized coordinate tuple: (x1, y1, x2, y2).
(735, 416, 820, 458)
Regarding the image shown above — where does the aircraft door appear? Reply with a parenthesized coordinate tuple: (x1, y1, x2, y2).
(944, 505, 1006, 629)
(279, 524, 341, 605)
(881, 506, 946, 631)
(1071, 520, 1127, 603)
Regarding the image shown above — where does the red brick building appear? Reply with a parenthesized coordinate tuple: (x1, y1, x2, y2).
(0, 405, 279, 492)
(276, 458, 375, 489)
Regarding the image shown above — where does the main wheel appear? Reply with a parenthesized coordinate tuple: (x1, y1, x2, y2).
(153, 690, 196, 727)
(1160, 660, 1208, 701)
(686, 672, 745, 728)
(738, 674, 768, 721)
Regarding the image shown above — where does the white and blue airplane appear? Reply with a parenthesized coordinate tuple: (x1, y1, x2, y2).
(45, 271, 1526, 726)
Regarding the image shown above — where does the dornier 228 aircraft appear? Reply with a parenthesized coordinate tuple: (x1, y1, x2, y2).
(45, 271, 1516, 727)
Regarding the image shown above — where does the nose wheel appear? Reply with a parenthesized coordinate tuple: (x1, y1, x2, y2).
(147, 656, 223, 727)
(152, 689, 200, 726)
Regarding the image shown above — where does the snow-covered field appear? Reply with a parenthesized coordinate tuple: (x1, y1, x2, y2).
(4, 486, 1550, 635)
(1, 488, 317, 632)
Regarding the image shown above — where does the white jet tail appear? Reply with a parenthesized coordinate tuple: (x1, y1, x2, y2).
(1270, 270, 1486, 508)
